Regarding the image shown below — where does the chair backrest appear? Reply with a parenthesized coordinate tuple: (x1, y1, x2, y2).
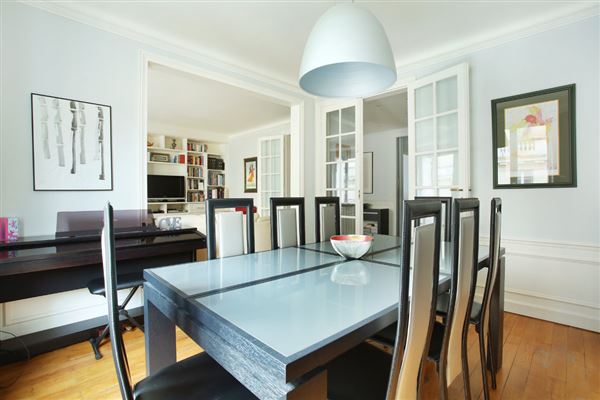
(314, 196, 340, 242)
(442, 198, 480, 390)
(206, 198, 255, 260)
(414, 196, 452, 242)
(480, 198, 502, 360)
(387, 200, 441, 400)
(270, 197, 306, 250)
(101, 203, 134, 400)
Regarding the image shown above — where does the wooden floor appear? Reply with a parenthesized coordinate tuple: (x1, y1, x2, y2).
(0, 312, 598, 399)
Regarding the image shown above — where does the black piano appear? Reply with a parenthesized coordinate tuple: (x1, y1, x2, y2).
(0, 209, 205, 362)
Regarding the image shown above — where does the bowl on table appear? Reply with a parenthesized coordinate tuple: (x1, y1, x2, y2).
(330, 235, 374, 259)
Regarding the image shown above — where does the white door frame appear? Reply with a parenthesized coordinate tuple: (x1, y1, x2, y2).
(138, 50, 306, 210)
(316, 99, 365, 233)
(407, 63, 470, 199)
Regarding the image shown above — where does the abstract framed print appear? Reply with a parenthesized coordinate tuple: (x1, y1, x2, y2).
(31, 93, 113, 191)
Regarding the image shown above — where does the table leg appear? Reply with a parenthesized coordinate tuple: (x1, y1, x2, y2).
(489, 255, 505, 370)
(285, 370, 327, 400)
(144, 288, 176, 376)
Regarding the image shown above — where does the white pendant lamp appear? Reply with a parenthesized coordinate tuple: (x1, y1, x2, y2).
(299, 4, 397, 98)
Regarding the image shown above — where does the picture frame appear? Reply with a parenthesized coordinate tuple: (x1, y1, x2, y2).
(363, 152, 373, 194)
(491, 84, 576, 189)
(244, 156, 257, 193)
(31, 93, 113, 191)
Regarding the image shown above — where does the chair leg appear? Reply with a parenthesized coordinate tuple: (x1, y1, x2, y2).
(89, 325, 109, 360)
(120, 309, 144, 333)
(487, 335, 497, 389)
(462, 334, 472, 400)
(478, 327, 490, 400)
(437, 360, 448, 400)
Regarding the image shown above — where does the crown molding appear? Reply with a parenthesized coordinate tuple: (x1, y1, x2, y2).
(18, 1, 598, 98)
(18, 0, 308, 98)
(228, 119, 291, 140)
(394, 4, 600, 77)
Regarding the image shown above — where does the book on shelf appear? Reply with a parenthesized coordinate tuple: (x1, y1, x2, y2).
(187, 179, 204, 190)
(187, 142, 208, 153)
(207, 187, 224, 199)
(187, 191, 205, 203)
(187, 165, 203, 177)
(207, 170, 225, 186)
(207, 156, 225, 170)
(187, 154, 204, 166)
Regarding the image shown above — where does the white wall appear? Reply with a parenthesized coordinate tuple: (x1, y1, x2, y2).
(397, 16, 600, 331)
(0, 3, 314, 338)
(363, 128, 407, 236)
(227, 121, 290, 211)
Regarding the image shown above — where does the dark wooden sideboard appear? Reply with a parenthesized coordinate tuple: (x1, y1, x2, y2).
(0, 228, 205, 362)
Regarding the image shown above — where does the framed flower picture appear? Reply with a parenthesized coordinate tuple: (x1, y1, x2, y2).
(244, 157, 257, 193)
(492, 84, 576, 188)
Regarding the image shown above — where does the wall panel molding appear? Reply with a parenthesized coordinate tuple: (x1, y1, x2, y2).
(478, 235, 600, 332)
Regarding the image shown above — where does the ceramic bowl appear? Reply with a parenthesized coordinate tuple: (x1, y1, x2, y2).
(330, 235, 374, 259)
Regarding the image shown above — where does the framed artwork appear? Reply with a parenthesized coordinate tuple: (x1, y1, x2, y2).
(244, 156, 257, 193)
(31, 93, 113, 191)
(363, 152, 373, 194)
(492, 84, 576, 188)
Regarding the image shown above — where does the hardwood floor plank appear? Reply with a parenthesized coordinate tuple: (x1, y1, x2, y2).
(0, 313, 598, 400)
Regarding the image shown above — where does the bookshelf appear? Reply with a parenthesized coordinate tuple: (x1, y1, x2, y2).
(147, 134, 226, 214)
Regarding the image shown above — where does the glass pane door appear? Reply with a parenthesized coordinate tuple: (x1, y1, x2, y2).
(259, 136, 284, 217)
(322, 102, 363, 234)
(408, 64, 469, 198)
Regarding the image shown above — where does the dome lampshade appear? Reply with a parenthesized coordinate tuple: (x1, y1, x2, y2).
(299, 4, 397, 98)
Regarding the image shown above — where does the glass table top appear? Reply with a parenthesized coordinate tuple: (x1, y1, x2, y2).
(363, 244, 491, 275)
(147, 247, 343, 297)
(299, 234, 401, 256)
(194, 259, 450, 360)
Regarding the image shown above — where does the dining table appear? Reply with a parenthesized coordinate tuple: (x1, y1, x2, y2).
(143, 234, 505, 399)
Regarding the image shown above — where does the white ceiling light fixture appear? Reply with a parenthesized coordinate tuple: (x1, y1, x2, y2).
(299, 4, 397, 98)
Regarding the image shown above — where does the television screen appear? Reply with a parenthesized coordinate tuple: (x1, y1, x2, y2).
(148, 175, 185, 200)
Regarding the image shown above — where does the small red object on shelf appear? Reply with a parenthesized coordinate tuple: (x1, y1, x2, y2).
(235, 206, 257, 215)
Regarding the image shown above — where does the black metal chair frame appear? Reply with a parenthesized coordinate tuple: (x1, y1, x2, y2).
(432, 198, 480, 400)
(205, 198, 255, 260)
(386, 199, 442, 400)
(88, 279, 144, 360)
(475, 198, 502, 400)
(414, 196, 452, 242)
(269, 197, 306, 250)
(102, 204, 135, 399)
(314, 196, 340, 242)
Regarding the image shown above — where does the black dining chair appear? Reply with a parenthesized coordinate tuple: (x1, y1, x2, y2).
(415, 196, 452, 242)
(86, 272, 144, 360)
(314, 196, 340, 242)
(205, 198, 255, 260)
(436, 198, 502, 400)
(101, 202, 257, 400)
(326, 199, 442, 399)
(427, 198, 480, 400)
(270, 197, 305, 250)
(370, 196, 451, 346)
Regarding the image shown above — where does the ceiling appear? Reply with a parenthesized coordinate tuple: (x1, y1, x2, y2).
(148, 63, 289, 137)
(364, 91, 408, 134)
(49, 1, 595, 86)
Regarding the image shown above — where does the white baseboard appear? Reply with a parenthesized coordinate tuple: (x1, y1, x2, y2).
(478, 235, 600, 333)
(1, 235, 598, 338)
(0, 288, 143, 340)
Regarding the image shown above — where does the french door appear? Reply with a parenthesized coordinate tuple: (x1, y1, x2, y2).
(320, 100, 363, 234)
(408, 63, 470, 199)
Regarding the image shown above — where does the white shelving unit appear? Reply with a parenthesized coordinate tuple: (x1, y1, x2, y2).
(147, 134, 226, 215)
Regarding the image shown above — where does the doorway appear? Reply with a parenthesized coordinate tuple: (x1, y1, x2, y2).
(362, 89, 408, 236)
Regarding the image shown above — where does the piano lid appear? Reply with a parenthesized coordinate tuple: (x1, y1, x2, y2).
(56, 209, 156, 238)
